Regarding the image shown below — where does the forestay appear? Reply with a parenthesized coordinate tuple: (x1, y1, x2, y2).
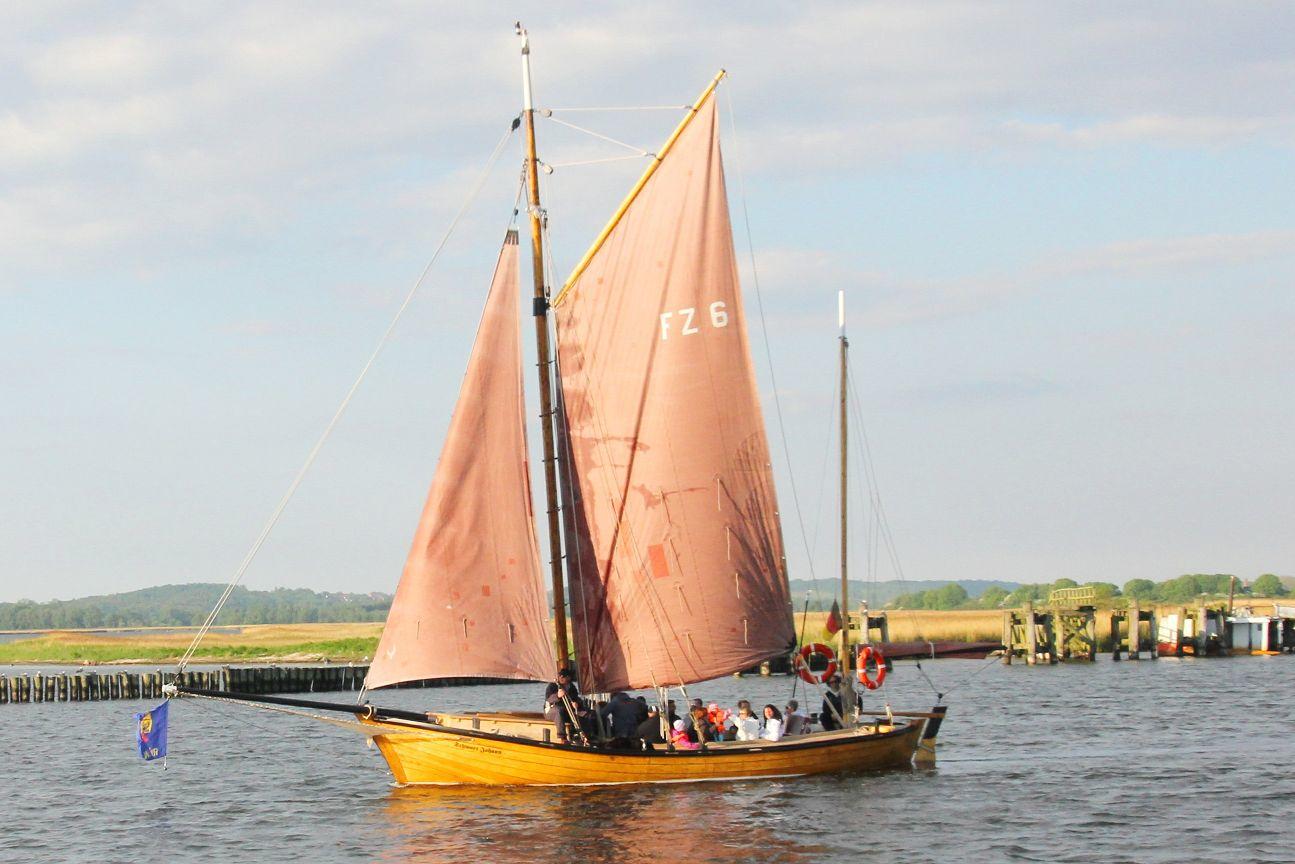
(554, 97, 795, 694)
(366, 230, 556, 689)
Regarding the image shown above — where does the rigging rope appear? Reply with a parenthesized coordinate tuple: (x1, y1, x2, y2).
(183, 690, 383, 734)
(546, 154, 651, 170)
(543, 115, 648, 155)
(847, 365, 921, 628)
(723, 84, 820, 588)
(176, 119, 519, 673)
(543, 105, 690, 113)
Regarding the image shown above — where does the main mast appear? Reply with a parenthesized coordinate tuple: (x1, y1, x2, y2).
(838, 289, 856, 721)
(517, 24, 570, 670)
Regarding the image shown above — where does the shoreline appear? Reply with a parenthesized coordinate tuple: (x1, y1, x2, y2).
(3, 603, 1284, 665)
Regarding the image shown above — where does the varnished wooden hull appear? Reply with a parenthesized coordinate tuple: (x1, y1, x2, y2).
(362, 716, 927, 786)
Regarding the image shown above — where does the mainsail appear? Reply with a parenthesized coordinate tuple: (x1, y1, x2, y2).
(554, 97, 795, 693)
(366, 230, 556, 689)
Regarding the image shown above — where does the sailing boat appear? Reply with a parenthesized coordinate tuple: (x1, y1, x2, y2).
(177, 26, 946, 786)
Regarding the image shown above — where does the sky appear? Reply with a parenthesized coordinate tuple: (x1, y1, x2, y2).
(3, 2, 1293, 603)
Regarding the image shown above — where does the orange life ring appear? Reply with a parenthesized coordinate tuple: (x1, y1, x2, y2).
(796, 643, 838, 684)
(857, 645, 886, 690)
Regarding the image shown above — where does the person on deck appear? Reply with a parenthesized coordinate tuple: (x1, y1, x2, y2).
(687, 705, 717, 743)
(819, 674, 862, 731)
(682, 697, 705, 737)
(707, 703, 733, 740)
(543, 667, 586, 744)
(598, 691, 643, 747)
(760, 704, 784, 742)
(669, 719, 699, 750)
(637, 706, 664, 746)
(783, 699, 809, 735)
(732, 703, 760, 741)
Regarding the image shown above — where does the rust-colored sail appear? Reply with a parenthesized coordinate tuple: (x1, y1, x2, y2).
(554, 97, 795, 693)
(366, 231, 555, 689)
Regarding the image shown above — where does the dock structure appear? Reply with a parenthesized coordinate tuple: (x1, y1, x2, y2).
(1003, 597, 1295, 666)
(1003, 589, 1100, 664)
(1110, 602, 1157, 660)
(862, 606, 891, 645)
(1001, 601, 1056, 665)
(1048, 588, 1098, 662)
(1157, 605, 1230, 657)
(0, 663, 501, 705)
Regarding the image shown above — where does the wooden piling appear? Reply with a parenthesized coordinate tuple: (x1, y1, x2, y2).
(1025, 602, 1038, 665)
(1001, 610, 1013, 665)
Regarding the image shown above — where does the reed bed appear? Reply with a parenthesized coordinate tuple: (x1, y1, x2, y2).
(792, 610, 1003, 646)
(10, 600, 1276, 664)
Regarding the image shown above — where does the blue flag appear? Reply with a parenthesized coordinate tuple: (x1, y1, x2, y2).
(135, 700, 169, 761)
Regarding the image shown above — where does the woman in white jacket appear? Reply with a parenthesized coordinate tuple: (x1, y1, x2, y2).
(733, 704, 761, 741)
(760, 704, 784, 742)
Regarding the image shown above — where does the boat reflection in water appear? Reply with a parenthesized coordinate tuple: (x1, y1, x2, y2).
(377, 782, 832, 864)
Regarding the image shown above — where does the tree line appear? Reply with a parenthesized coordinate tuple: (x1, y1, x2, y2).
(889, 573, 1289, 611)
(0, 584, 393, 630)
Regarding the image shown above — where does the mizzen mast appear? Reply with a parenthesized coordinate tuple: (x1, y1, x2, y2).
(517, 23, 570, 669)
(838, 289, 856, 722)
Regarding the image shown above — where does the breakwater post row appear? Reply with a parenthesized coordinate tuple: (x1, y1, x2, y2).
(1003, 600, 1294, 664)
(0, 665, 372, 705)
(0, 658, 786, 705)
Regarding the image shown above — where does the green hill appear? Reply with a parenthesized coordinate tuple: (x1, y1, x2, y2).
(0, 584, 392, 630)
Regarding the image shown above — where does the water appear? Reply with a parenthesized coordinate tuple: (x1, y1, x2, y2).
(5, 657, 1294, 863)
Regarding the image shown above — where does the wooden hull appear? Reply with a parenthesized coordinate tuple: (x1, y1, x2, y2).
(362, 716, 927, 786)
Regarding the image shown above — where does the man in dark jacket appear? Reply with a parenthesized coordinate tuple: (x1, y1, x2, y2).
(599, 691, 643, 747)
(544, 667, 586, 743)
(636, 706, 664, 746)
(820, 673, 862, 731)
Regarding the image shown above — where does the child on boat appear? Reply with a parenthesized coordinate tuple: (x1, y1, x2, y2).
(670, 719, 699, 750)
(706, 702, 733, 740)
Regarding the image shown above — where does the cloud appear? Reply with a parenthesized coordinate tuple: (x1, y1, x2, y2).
(1043, 230, 1295, 280)
(888, 373, 1063, 405)
(27, 32, 167, 89)
(3, 2, 1294, 290)
(1002, 114, 1287, 149)
(752, 229, 1295, 330)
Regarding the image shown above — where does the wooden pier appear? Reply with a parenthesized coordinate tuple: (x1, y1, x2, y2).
(0, 664, 522, 705)
(1003, 595, 1295, 665)
(1002, 601, 1056, 664)
(1109, 602, 1156, 660)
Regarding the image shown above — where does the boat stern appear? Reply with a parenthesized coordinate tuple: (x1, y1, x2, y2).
(913, 705, 948, 766)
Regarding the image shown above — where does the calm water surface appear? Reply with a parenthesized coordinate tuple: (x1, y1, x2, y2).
(4, 657, 1293, 863)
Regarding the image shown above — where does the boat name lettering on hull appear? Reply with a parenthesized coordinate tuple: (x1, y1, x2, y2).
(451, 738, 503, 756)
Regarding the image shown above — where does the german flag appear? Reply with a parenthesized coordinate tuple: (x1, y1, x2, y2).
(825, 600, 842, 636)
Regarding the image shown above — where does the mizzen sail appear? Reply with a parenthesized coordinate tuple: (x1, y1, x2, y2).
(554, 97, 795, 693)
(366, 230, 555, 689)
